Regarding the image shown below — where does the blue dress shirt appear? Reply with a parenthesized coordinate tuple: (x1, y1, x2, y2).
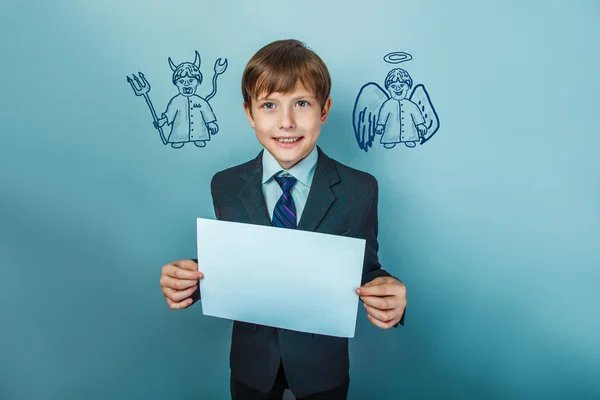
(261, 146, 318, 224)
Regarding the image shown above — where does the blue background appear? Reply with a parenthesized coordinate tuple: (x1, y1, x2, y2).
(1, 0, 598, 399)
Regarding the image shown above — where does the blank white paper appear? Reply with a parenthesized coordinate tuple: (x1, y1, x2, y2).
(196, 218, 366, 338)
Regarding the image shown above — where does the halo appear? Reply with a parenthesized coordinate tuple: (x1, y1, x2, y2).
(384, 52, 412, 64)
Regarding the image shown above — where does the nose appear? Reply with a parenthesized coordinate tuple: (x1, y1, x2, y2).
(278, 108, 295, 130)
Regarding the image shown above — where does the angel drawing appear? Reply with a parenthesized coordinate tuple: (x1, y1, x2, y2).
(353, 53, 439, 152)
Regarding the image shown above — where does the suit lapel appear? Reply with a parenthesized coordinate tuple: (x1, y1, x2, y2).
(237, 151, 272, 227)
(297, 147, 340, 232)
(236, 147, 341, 231)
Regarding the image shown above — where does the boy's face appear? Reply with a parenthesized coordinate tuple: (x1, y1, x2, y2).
(244, 82, 331, 170)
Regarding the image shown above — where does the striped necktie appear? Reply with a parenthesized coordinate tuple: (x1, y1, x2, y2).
(272, 173, 297, 229)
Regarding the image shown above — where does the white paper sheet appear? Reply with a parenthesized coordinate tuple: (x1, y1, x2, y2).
(196, 218, 366, 338)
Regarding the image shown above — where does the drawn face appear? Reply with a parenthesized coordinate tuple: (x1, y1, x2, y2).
(244, 83, 331, 170)
(176, 77, 200, 97)
(388, 81, 409, 100)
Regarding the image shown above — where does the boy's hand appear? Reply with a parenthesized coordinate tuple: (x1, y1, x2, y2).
(160, 260, 203, 310)
(356, 277, 406, 329)
(416, 123, 427, 138)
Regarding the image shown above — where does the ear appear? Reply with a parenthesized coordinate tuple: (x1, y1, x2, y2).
(243, 102, 256, 129)
(320, 96, 332, 124)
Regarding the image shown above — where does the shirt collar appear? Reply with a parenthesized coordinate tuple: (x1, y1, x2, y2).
(261, 146, 318, 187)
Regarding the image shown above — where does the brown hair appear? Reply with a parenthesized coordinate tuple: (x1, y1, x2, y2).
(242, 39, 331, 109)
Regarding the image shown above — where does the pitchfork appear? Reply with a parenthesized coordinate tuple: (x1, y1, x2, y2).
(127, 72, 167, 145)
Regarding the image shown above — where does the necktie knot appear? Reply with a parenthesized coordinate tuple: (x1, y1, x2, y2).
(274, 174, 297, 194)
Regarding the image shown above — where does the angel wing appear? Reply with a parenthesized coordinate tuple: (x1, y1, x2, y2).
(352, 82, 389, 152)
(409, 84, 440, 144)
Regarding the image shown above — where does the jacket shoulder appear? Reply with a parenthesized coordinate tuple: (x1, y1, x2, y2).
(329, 156, 378, 192)
(210, 156, 258, 195)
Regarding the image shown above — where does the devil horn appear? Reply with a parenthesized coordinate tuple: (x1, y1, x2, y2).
(168, 57, 177, 71)
(194, 51, 201, 69)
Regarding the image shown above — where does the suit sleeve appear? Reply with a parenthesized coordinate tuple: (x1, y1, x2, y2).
(190, 258, 200, 304)
(190, 174, 222, 305)
(359, 176, 405, 326)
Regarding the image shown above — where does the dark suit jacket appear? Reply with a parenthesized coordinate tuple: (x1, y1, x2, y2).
(193, 146, 404, 397)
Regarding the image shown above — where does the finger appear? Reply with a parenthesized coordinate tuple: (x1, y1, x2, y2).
(366, 313, 396, 330)
(357, 283, 399, 297)
(360, 276, 392, 287)
(166, 296, 194, 310)
(163, 264, 203, 280)
(364, 303, 396, 322)
(360, 295, 399, 310)
(160, 275, 198, 291)
(173, 260, 201, 272)
(163, 285, 197, 303)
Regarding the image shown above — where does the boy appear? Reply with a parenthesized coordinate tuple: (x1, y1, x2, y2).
(159, 39, 407, 400)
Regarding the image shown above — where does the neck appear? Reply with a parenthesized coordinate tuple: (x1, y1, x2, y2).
(278, 146, 317, 170)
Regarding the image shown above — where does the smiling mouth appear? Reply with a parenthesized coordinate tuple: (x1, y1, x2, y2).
(274, 137, 303, 144)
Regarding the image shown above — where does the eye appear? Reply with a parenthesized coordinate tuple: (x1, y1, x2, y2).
(261, 102, 275, 109)
(296, 100, 309, 107)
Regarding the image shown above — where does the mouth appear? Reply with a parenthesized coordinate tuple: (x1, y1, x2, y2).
(273, 136, 304, 147)
(183, 87, 193, 95)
